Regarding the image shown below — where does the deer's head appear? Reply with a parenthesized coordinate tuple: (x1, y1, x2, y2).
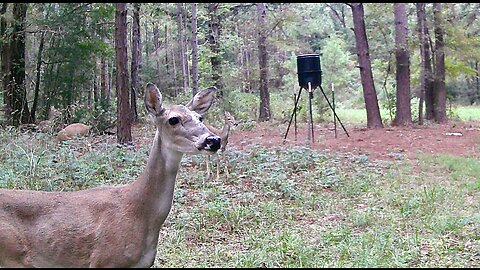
(145, 83, 221, 154)
(224, 111, 239, 128)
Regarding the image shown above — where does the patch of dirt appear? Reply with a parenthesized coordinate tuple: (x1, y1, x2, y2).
(229, 121, 480, 161)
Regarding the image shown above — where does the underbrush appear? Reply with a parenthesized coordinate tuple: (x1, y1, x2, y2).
(0, 128, 478, 267)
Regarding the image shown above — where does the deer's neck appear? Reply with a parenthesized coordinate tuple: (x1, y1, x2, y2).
(206, 120, 230, 140)
(131, 129, 182, 227)
(221, 121, 231, 139)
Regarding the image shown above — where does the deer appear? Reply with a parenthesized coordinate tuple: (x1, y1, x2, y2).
(0, 83, 221, 268)
(56, 123, 92, 142)
(204, 111, 238, 180)
(38, 105, 61, 133)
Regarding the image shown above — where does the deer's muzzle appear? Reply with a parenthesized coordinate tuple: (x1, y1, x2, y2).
(203, 135, 221, 152)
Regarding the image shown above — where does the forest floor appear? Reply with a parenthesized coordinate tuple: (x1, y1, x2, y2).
(4, 119, 478, 267)
(227, 120, 480, 161)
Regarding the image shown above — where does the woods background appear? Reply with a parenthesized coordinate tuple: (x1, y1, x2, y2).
(1, 3, 480, 143)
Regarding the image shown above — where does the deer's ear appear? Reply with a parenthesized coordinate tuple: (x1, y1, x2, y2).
(186, 86, 217, 115)
(145, 83, 163, 115)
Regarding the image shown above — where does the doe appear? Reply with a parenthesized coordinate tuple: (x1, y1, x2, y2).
(205, 111, 238, 179)
(0, 83, 221, 268)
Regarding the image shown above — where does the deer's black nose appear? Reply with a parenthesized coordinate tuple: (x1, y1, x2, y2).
(205, 135, 221, 151)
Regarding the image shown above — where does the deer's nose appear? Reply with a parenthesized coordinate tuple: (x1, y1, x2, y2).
(205, 135, 221, 151)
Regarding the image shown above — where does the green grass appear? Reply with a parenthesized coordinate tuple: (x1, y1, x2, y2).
(335, 105, 480, 125)
(335, 108, 368, 124)
(454, 105, 480, 121)
(335, 107, 396, 125)
(0, 128, 479, 267)
(156, 148, 480, 267)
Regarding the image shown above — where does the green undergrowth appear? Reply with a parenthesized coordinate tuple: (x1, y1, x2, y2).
(0, 128, 479, 267)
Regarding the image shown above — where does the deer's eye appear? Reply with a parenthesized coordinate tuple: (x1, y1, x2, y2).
(168, 117, 180, 125)
(199, 116, 204, 122)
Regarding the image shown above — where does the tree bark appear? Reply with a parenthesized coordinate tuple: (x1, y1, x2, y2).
(100, 31, 110, 108)
(177, 3, 188, 92)
(416, 3, 426, 125)
(1, 3, 11, 120)
(115, 3, 132, 145)
(164, 24, 170, 86)
(31, 31, 46, 122)
(257, 3, 271, 122)
(424, 23, 435, 120)
(153, 23, 162, 88)
(7, 3, 31, 125)
(130, 3, 140, 124)
(242, 25, 252, 93)
(43, 36, 59, 121)
(349, 3, 383, 128)
(191, 3, 199, 97)
(433, 3, 447, 123)
(415, 3, 435, 122)
(208, 3, 224, 95)
(144, 20, 149, 59)
(392, 3, 412, 126)
(93, 60, 99, 106)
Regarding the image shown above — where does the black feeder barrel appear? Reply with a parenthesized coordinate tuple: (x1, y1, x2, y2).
(297, 54, 322, 90)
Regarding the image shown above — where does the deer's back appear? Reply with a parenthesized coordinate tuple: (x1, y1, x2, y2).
(0, 186, 153, 267)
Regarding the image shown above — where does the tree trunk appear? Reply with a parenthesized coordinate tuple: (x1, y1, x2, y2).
(424, 24, 435, 120)
(137, 9, 143, 92)
(43, 36, 59, 121)
(208, 3, 224, 95)
(350, 3, 383, 128)
(144, 20, 149, 59)
(31, 31, 46, 122)
(93, 60, 99, 106)
(184, 10, 190, 90)
(130, 3, 140, 124)
(153, 23, 162, 88)
(115, 3, 132, 145)
(257, 3, 271, 122)
(88, 76, 93, 109)
(433, 3, 447, 123)
(1, 3, 11, 121)
(392, 3, 412, 126)
(164, 24, 170, 86)
(242, 25, 252, 93)
(171, 40, 178, 96)
(8, 3, 31, 125)
(191, 3, 199, 97)
(100, 31, 110, 108)
(177, 3, 188, 92)
(416, 3, 426, 125)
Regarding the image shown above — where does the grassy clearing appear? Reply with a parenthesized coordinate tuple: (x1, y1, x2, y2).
(336, 105, 480, 124)
(0, 128, 479, 267)
(335, 107, 397, 125)
(454, 105, 480, 121)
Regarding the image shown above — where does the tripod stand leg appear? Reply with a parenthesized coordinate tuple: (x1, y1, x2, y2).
(284, 87, 303, 140)
(308, 83, 314, 145)
(294, 93, 297, 140)
(319, 85, 350, 137)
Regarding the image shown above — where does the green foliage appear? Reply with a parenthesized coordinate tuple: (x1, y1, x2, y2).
(224, 90, 259, 122)
(165, 145, 479, 267)
(0, 128, 146, 191)
(1, 126, 480, 267)
(452, 105, 480, 121)
(321, 34, 361, 104)
(5, 2, 480, 131)
(69, 102, 117, 134)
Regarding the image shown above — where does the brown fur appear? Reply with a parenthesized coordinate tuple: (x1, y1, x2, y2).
(205, 111, 238, 179)
(56, 123, 91, 142)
